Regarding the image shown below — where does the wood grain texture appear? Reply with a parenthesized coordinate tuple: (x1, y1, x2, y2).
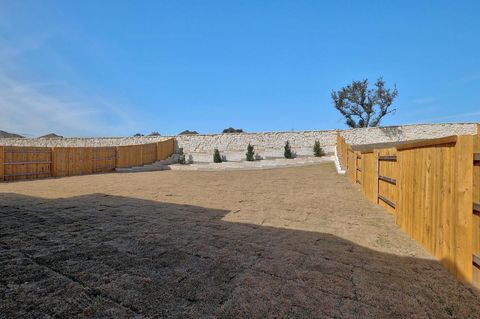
(3, 147, 52, 181)
(396, 135, 458, 151)
(157, 138, 176, 161)
(472, 125, 480, 287)
(341, 132, 478, 285)
(0, 146, 3, 182)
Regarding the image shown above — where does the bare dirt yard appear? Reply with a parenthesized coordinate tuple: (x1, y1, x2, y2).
(1, 163, 479, 318)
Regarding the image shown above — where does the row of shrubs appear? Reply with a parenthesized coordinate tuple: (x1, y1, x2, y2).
(213, 140, 325, 163)
(176, 141, 324, 164)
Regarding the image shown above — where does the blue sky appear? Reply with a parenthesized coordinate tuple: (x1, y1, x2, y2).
(0, 1, 479, 137)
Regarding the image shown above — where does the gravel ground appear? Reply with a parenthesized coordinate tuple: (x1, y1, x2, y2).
(1, 163, 479, 318)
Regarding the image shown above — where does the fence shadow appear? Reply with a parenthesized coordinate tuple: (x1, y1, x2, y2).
(1, 193, 479, 318)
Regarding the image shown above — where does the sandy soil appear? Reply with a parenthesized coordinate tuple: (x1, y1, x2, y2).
(1, 163, 479, 318)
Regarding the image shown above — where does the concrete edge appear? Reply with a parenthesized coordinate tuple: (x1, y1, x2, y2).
(334, 146, 346, 175)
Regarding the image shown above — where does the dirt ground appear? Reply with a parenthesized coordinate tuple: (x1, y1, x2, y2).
(1, 163, 479, 318)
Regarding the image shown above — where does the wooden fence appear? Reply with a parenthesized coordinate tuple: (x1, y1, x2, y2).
(337, 126, 480, 286)
(473, 130, 480, 286)
(0, 138, 176, 182)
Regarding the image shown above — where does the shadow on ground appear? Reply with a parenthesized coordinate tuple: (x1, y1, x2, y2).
(1, 193, 479, 318)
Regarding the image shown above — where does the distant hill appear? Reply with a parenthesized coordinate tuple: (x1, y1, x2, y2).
(39, 133, 63, 139)
(0, 130, 23, 138)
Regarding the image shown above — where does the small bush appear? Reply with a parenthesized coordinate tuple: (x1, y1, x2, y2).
(246, 143, 255, 161)
(149, 131, 161, 136)
(178, 148, 186, 164)
(133, 133, 144, 137)
(213, 148, 223, 163)
(284, 141, 293, 159)
(313, 140, 325, 157)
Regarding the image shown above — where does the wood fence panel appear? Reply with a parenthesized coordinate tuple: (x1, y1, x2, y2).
(361, 151, 377, 203)
(157, 138, 176, 161)
(336, 132, 347, 170)
(378, 148, 397, 214)
(0, 146, 3, 182)
(473, 125, 480, 287)
(346, 147, 356, 183)
(52, 148, 95, 177)
(93, 147, 116, 173)
(142, 143, 157, 165)
(454, 135, 473, 282)
(116, 145, 143, 168)
(395, 137, 473, 282)
(3, 147, 52, 181)
(355, 152, 362, 184)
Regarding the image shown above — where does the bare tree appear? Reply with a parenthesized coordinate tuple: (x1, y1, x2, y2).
(331, 77, 398, 128)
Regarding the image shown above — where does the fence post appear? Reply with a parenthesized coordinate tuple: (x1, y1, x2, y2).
(50, 147, 56, 177)
(115, 147, 120, 168)
(0, 146, 4, 182)
(473, 124, 480, 287)
(374, 150, 379, 204)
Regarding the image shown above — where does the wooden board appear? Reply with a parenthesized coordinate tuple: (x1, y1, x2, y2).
(116, 145, 143, 168)
(0, 146, 4, 182)
(472, 125, 480, 287)
(52, 148, 95, 177)
(355, 152, 362, 184)
(93, 147, 116, 173)
(361, 152, 377, 203)
(396, 135, 458, 151)
(142, 143, 157, 165)
(395, 136, 473, 282)
(346, 148, 356, 183)
(157, 138, 176, 161)
(336, 132, 348, 170)
(3, 147, 52, 181)
(377, 148, 397, 215)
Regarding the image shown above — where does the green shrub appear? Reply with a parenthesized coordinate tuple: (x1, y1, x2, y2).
(284, 141, 293, 159)
(178, 148, 186, 164)
(246, 143, 255, 161)
(213, 148, 223, 163)
(313, 140, 325, 157)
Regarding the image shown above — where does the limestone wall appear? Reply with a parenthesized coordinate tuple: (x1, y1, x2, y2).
(175, 130, 337, 162)
(0, 136, 170, 147)
(341, 123, 478, 145)
(0, 123, 477, 163)
(176, 123, 477, 162)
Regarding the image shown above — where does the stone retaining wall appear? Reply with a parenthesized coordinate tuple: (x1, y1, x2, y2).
(0, 136, 170, 147)
(341, 123, 478, 145)
(175, 130, 337, 162)
(0, 123, 477, 163)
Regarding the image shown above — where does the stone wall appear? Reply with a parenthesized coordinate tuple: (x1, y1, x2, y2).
(341, 123, 478, 145)
(176, 130, 337, 162)
(0, 123, 477, 163)
(176, 123, 478, 162)
(0, 136, 170, 147)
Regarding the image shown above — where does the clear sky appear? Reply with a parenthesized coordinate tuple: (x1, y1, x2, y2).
(1, 1, 479, 137)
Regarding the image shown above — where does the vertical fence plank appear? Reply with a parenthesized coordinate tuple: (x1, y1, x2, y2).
(157, 138, 176, 161)
(473, 125, 480, 287)
(378, 148, 397, 215)
(454, 135, 473, 282)
(2, 147, 52, 181)
(0, 146, 4, 182)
